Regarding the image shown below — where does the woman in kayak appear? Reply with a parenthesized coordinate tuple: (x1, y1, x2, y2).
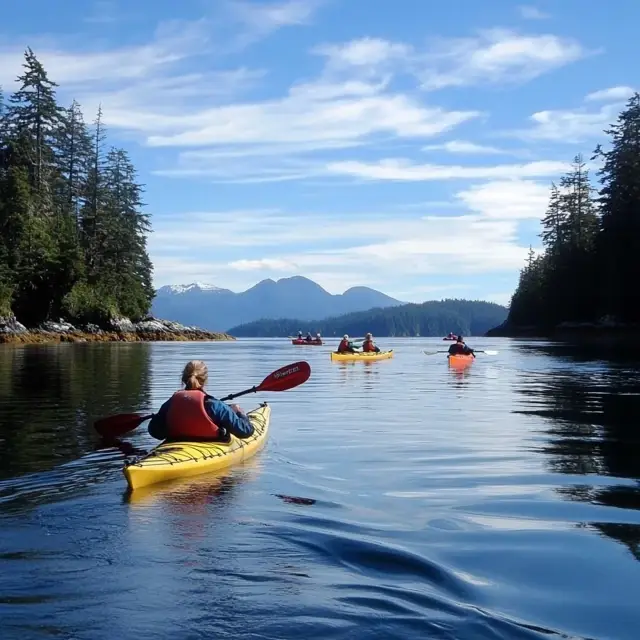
(148, 360, 255, 442)
(448, 336, 475, 357)
(362, 332, 380, 353)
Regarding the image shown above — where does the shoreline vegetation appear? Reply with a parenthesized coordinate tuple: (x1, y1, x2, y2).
(0, 50, 234, 345)
(485, 93, 640, 343)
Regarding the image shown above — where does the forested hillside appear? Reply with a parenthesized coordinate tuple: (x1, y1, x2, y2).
(228, 299, 508, 337)
(0, 48, 153, 326)
(498, 94, 640, 332)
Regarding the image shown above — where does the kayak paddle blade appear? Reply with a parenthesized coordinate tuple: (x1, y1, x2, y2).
(258, 361, 311, 392)
(94, 413, 152, 438)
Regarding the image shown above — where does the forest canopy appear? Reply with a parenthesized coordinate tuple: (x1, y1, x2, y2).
(228, 299, 508, 337)
(0, 48, 154, 326)
(505, 93, 640, 330)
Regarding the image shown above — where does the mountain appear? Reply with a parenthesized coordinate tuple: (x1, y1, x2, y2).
(227, 299, 509, 337)
(151, 276, 403, 331)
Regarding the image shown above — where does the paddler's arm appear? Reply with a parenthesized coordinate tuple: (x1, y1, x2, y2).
(148, 399, 170, 440)
(205, 398, 255, 439)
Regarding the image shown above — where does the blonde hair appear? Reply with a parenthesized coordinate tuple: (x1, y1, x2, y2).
(181, 360, 208, 390)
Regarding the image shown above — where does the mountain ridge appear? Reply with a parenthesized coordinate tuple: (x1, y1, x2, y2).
(151, 275, 404, 331)
(227, 298, 509, 338)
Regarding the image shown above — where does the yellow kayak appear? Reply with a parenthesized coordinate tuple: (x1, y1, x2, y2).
(330, 349, 394, 362)
(123, 403, 271, 491)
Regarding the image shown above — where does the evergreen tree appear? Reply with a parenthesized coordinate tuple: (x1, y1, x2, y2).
(0, 48, 155, 325)
(593, 94, 640, 322)
(504, 93, 640, 330)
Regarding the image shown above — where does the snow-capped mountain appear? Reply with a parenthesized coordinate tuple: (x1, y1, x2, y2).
(152, 275, 402, 332)
(157, 282, 232, 295)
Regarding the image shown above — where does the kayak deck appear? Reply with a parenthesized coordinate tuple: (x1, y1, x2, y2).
(123, 403, 271, 491)
(330, 349, 394, 362)
(448, 353, 474, 366)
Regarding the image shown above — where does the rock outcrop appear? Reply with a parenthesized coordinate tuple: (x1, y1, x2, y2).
(0, 315, 234, 344)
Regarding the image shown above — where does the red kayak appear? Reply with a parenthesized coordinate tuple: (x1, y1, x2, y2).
(443, 337, 456, 341)
(291, 338, 323, 345)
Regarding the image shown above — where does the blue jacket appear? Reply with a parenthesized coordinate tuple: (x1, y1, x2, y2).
(148, 394, 254, 441)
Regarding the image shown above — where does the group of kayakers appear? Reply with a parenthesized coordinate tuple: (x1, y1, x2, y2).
(148, 336, 472, 445)
(297, 331, 322, 342)
(337, 332, 380, 353)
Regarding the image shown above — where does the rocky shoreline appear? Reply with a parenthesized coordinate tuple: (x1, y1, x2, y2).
(485, 317, 640, 343)
(0, 315, 234, 345)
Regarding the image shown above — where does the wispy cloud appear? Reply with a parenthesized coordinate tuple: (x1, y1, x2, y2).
(511, 86, 635, 142)
(418, 29, 589, 90)
(149, 177, 551, 293)
(518, 5, 550, 20)
(422, 140, 507, 155)
(324, 159, 569, 182)
(585, 86, 635, 102)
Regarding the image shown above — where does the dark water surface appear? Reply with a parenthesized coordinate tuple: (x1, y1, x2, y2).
(1, 338, 639, 639)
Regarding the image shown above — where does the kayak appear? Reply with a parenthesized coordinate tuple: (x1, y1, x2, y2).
(330, 349, 394, 362)
(291, 339, 323, 345)
(443, 337, 456, 341)
(123, 403, 271, 491)
(448, 353, 474, 366)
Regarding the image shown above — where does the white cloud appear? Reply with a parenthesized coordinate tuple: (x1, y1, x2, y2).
(585, 86, 635, 102)
(422, 140, 506, 154)
(418, 29, 588, 90)
(455, 179, 550, 219)
(517, 103, 620, 143)
(149, 177, 554, 296)
(510, 85, 636, 143)
(518, 6, 550, 20)
(324, 159, 569, 181)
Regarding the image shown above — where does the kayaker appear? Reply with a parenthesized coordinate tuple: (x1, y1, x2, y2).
(337, 334, 357, 353)
(362, 332, 380, 353)
(148, 360, 255, 442)
(305, 332, 313, 342)
(448, 335, 475, 357)
(297, 330, 303, 339)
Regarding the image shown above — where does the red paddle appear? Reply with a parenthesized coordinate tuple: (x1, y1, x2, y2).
(93, 361, 311, 439)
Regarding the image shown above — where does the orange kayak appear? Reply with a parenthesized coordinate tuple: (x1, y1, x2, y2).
(448, 353, 474, 367)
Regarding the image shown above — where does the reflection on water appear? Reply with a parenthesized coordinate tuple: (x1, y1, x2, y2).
(0, 343, 151, 480)
(512, 341, 640, 563)
(1, 338, 640, 639)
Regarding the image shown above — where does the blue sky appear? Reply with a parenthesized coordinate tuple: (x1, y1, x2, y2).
(1, 0, 638, 304)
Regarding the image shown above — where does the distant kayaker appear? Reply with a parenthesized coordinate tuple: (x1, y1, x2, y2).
(297, 330, 303, 339)
(337, 334, 357, 353)
(148, 360, 255, 442)
(305, 332, 313, 342)
(362, 332, 380, 353)
(448, 335, 475, 357)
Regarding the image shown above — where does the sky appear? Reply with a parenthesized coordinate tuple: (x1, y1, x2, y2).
(1, 0, 638, 305)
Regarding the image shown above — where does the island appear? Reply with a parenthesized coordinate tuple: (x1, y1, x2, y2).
(0, 49, 232, 345)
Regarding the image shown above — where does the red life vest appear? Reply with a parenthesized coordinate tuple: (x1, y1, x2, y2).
(362, 339, 375, 352)
(165, 390, 220, 440)
(337, 339, 350, 352)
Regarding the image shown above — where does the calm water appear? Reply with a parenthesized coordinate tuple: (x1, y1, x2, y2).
(1, 338, 639, 639)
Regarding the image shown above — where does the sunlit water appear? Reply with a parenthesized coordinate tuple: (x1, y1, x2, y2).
(1, 338, 639, 639)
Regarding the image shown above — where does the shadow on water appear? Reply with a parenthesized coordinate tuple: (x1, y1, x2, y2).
(512, 342, 640, 561)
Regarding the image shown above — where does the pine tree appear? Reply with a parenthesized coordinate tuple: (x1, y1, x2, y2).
(540, 183, 566, 252)
(593, 93, 640, 322)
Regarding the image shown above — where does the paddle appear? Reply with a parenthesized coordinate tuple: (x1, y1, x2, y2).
(93, 361, 312, 439)
(423, 349, 499, 356)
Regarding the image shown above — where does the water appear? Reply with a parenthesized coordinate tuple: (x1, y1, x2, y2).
(0, 338, 639, 639)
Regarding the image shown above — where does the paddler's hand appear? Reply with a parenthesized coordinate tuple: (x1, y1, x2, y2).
(231, 404, 245, 415)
